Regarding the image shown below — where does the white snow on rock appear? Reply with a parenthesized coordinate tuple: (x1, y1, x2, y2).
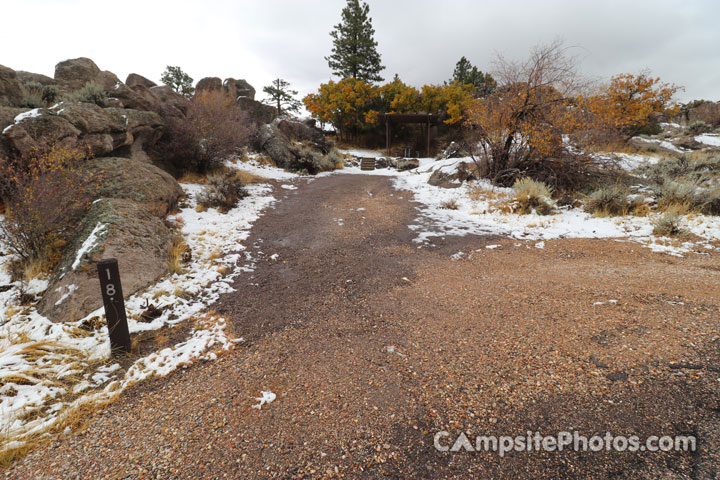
(71, 223, 106, 271)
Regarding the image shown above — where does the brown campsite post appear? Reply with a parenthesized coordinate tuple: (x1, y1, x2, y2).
(97, 258, 131, 354)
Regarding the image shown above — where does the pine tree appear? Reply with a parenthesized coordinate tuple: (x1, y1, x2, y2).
(450, 57, 496, 98)
(262, 78, 302, 116)
(326, 0, 384, 83)
(161, 66, 194, 96)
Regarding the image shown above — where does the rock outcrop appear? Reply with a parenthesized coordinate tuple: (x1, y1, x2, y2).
(195, 77, 222, 93)
(83, 157, 183, 215)
(54, 57, 102, 90)
(237, 97, 277, 125)
(254, 122, 335, 174)
(0, 64, 23, 107)
(126, 73, 157, 89)
(39, 198, 174, 323)
(16, 71, 55, 86)
(1, 103, 164, 158)
(224, 78, 255, 100)
(427, 161, 477, 188)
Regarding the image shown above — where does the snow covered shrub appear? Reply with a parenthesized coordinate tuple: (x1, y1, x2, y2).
(512, 178, 554, 215)
(584, 185, 630, 216)
(196, 171, 248, 213)
(652, 205, 687, 236)
(63, 81, 108, 107)
(156, 90, 254, 174)
(0, 145, 97, 274)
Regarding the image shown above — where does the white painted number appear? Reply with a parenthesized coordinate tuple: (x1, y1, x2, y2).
(106, 284, 116, 297)
(106, 269, 111, 280)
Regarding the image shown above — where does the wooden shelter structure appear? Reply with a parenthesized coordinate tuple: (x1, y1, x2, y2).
(382, 113, 440, 157)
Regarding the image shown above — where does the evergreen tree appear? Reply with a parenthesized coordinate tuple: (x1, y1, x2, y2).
(326, 0, 384, 83)
(161, 66, 194, 96)
(450, 57, 496, 98)
(262, 78, 302, 116)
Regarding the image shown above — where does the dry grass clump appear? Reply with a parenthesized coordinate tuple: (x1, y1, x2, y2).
(652, 204, 688, 236)
(512, 178, 554, 215)
(168, 235, 191, 274)
(439, 198, 459, 210)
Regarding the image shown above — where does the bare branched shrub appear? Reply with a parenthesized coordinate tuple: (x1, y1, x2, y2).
(464, 40, 591, 188)
(196, 171, 248, 213)
(157, 90, 255, 174)
(513, 177, 554, 215)
(0, 146, 97, 273)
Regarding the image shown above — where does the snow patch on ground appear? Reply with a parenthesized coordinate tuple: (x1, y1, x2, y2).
(336, 150, 720, 257)
(695, 134, 720, 147)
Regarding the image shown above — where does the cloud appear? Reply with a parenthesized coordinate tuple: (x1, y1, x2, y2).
(1, 0, 718, 101)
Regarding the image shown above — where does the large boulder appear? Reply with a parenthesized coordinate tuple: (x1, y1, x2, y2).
(39, 198, 173, 323)
(254, 124, 334, 173)
(126, 73, 156, 89)
(54, 57, 101, 91)
(0, 64, 23, 107)
(224, 78, 255, 100)
(105, 82, 152, 111)
(427, 161, 477, 188)
(54, 57, 121, 93)
(237, 97, 277, 125)
(2, 109, 81, 154)
(275, 118, 331, 153)
(148, 85, 191, 118)
(16, 71, 55, 86)
(195, 77, 222, 93)
(83, 157, 183, 215)
(255, 124, 295, 168)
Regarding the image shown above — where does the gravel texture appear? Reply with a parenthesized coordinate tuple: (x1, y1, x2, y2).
(6, 174, 720, 479)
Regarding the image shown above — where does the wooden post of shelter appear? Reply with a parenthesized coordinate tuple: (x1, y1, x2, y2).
(382, 113, 438, 158)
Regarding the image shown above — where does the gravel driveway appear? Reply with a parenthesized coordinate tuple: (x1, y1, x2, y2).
(6, 174, 720, 479)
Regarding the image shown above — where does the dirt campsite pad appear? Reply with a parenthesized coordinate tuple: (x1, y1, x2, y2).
(7, 173, 720, 479)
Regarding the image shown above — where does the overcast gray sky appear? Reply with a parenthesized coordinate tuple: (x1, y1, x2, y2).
(2, 0, 718, 102)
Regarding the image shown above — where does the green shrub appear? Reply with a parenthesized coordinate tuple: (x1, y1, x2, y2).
(20, 81, 59, 108)
(686, 120, 712, 135)
(656, 179, 701, 208)
(197, 172, 247, 213)
(512, 178, 554, 215)
(635, 120, 662, 136)
(63, 81, 108, 107)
